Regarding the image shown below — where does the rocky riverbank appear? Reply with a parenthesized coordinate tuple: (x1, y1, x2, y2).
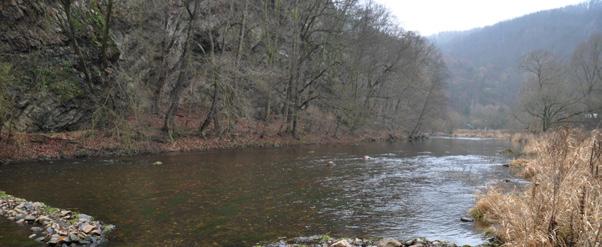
(0, 191, 114, 246)
(258, 235, 501, 247)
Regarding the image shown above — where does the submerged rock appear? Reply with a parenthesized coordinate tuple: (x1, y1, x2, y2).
(460, 216, 474, 222)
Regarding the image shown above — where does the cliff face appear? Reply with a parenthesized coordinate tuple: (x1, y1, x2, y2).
(0, 0, 121, 132)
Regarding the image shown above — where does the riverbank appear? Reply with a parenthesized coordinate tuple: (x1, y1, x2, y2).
(470, 129, 601, 246)
(257, 235, 501, 247)
(450, 129, 514, 139)
(0, 117, 403, 164)
(0, 191, 114, 246)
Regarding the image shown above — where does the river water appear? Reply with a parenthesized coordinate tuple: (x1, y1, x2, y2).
(0, 137, 517, 246)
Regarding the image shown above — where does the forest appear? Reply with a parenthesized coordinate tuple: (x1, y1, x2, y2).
(435, 1, 602, 130)
(0, 0, 447, 150)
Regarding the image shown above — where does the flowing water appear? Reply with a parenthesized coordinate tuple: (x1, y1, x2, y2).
(0, 137, 520, 246)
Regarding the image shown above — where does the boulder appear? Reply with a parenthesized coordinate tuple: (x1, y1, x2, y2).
(81, 223, 95, 234)
(377, 238, 402, 247)
(78, 213, 93, 223)
(48, 234, 61, 245)
(24, 214, 36, 221)
(68, 232, 80, 242)
(60, 210, 72, 217)
(330, 240, 352, 247)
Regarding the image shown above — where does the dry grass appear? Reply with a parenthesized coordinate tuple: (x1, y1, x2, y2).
(472, 129, 602, 246)
(510, 133, 537, 151)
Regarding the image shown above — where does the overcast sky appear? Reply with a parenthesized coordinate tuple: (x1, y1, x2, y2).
(374, 0, 586, 35)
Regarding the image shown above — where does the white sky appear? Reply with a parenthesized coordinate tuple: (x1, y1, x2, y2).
(374, 0, 586, 35)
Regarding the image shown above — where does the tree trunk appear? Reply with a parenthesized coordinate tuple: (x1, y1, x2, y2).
(100, 0, 113, 67)
(62, 0, 93, 95)
(200, 76, 219, 134)
(162, 0, 199, 137)
(410, 82, 436, 138)
(151, 7, 174, 115)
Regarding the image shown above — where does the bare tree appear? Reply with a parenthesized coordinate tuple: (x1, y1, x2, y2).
(59, 0, 93, 95)
(520, 50, 581, 131)
(163, 0, 200, 137)
(572, 33, 602, 127)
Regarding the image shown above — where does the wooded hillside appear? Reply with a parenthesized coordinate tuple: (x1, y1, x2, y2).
(0, 0, 447, 142)
(434, 1, 602, 129)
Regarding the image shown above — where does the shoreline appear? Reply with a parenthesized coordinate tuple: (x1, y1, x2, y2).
(0, 127, 405, 164)
(257, 235, 501, 247)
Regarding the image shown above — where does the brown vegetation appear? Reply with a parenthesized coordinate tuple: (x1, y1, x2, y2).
(472, 129, 601, 246)
(0, 112, 402, 163)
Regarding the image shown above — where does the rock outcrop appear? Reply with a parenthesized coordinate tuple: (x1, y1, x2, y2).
(0, 0, 122, 132)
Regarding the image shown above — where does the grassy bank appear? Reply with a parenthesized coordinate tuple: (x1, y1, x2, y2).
(0, 116, 403, 163)
(471, 129, 601, 246)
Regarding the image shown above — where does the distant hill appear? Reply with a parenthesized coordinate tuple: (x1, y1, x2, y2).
(432, 0, 602, 128)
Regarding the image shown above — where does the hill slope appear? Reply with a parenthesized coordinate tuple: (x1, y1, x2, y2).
(432, 1, 602, 128)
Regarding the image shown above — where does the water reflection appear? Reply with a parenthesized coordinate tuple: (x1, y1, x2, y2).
(0, 138, 516, 246)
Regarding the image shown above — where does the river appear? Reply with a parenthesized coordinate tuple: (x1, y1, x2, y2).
(0, 137, 517, 246)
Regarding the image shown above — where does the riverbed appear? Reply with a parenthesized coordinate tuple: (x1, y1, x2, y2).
(0, 138, 517, 246)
